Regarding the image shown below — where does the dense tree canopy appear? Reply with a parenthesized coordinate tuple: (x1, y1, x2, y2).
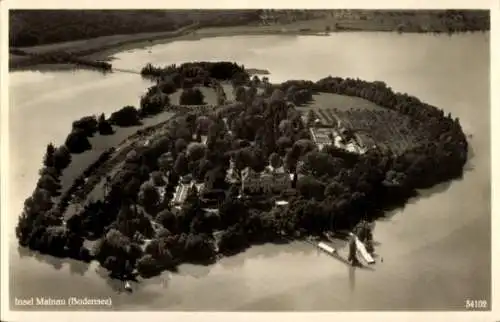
(11, 10, 263, 47)
(109, 106, 141, 127)
(98, 113, 114, 135)
(179, 88, 205, 105)
(65, 129, 92, 154)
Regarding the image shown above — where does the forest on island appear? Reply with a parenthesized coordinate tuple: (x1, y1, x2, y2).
(16, 61, 468, 279)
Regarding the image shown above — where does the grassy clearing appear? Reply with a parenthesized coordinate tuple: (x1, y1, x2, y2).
(296, 92, 385, 115)
(221, 83, 235, 102)
(200, 87, 218, 105)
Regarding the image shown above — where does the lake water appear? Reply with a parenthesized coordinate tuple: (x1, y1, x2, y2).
(8, 32, 490, 310)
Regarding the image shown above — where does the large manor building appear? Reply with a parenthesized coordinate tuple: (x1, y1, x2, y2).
(241, 166, 292, 194)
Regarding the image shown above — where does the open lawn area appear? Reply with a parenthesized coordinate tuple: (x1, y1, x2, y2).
(296, 92, 386, 124)
(221, 82, 235, 102)
(308, 92, 385, 112)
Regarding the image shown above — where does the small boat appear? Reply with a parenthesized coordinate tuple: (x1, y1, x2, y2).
(349, 233, 375, 265)
(124, 281, 132, 292)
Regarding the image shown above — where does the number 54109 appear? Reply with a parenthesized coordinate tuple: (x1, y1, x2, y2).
(465, 299, 488, 310)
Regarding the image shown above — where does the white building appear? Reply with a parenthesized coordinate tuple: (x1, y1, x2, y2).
(241, 167, 292, 194)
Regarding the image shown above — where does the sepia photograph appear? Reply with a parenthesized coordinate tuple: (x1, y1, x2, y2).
(0, 1, 496, 321)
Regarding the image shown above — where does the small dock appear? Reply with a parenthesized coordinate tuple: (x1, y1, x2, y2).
(113, 68, 142, 75)
(305, 232, 376, 267)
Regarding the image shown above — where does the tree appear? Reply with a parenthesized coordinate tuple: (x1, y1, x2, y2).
(269, 88, 285, 103)
(284, 150, 298, 173)
(150, 137, 171, 157)
(276, 136, 293, 155)
(72, 116, 98, 137)
(246, 86, 258, 104)
(293, 139, 316, 157)
(158, 152, 174, 172)
(174, 153, 189, 176)
(196, 115, 212, 135)
(251, 75, 261, 87)
(278, 120, 293, 136)
(39, 165, 59, 179)
(291, 89, 313, 106)
(37, 174, 61, 194)
(301, 151, 340, 178)
(231, 71, 249, 88)
(234, 86, 247, 103)
(297, 175, 325, 200)
(138, 182, 160, 214)
(145, 238, 175, 266)
(98, 113, 114, 135)
(285, 85, 298, 101)
(115, 203, 155, 238)
(109, 106, 141, 127)
(184, 185, 199, 205)
(140, 90, 169, 116)
(159, 79, 177, 94)
(151, 171, 165, 186)
(43, 143, 56, 167)
(324, 181, 346, 197)
(186, 142, 206, 162)
(179, 88, 205, 105)
(156, 209, 178, 233)
(174, 138, 188, 154)
(136, 254, 161, 278)
(53, 145, 71, 170)
(65, 129, 91, 154)
(269, 152, 282, 169)
(219, 198, 246, 228)
(218, 224, 249, 255)
(248, 146, 267, 173)
(183, 233, 216, 263)
(204, 167, 228, 191)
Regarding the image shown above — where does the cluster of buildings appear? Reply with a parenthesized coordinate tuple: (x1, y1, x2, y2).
(226, 157, 294, 196)
(170, 134, 209, 208)
(241, 166, 292, 194)
(171, 175, 205, 209)
(307, 110, 376, 154)
(309, 126, 369, 154)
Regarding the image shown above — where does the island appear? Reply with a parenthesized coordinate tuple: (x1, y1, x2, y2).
(15, 61, 468, 281)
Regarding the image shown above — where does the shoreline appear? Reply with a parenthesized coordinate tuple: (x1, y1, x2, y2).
(9, 19, 489, 72)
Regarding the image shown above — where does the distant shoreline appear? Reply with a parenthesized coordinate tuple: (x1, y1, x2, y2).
(9, 16, 489, 72)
